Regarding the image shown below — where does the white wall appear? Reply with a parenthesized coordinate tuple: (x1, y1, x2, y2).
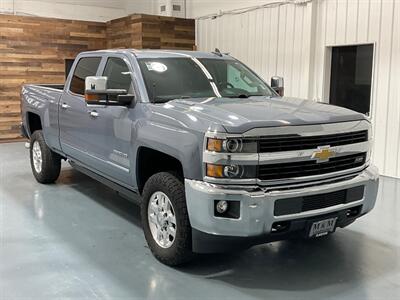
(149, 0, 186, 17)
(197, 0, 400, 178)
(196, 1, 314, 99)
(186, 0, 267, 18)
(125, 0, 156, 15)
(311, 0, 400, 179)
(0, 0, 126, 21)
(0, 0, 184, 21)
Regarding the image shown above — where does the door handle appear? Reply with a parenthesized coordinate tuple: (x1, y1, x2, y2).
(88, 110, 99, 118)
(61, 103, 70, 109)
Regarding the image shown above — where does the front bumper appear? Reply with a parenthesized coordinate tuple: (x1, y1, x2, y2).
(185, 165, 379, 253)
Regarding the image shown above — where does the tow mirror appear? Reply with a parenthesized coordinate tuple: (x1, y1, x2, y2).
(271, 76, 284, 97)
(84, 76, 133, 106)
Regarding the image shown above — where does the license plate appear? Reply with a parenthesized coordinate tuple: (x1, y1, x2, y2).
(309, 217, 338, 238)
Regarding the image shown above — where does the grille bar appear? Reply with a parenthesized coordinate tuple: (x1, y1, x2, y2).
(259, 130, 368, 152)
(258, 153, 366, 181)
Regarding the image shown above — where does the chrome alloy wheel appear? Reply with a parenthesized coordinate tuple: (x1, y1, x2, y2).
(148, 191, 177, 249)
(32, 141, 42, 173)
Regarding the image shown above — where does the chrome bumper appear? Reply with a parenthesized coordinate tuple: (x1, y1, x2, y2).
(185, 165, 379, 237)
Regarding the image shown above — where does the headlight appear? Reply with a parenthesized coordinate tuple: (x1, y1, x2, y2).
(206, 138, 257, 153)
(223, 139, 243, 152)
(206, 164, 257, 179)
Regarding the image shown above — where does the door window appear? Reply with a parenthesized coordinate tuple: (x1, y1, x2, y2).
(69, 57, 101, 95)
(102, 57, 133, 92)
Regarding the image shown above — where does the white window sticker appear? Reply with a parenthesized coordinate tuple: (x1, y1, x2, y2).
(145, 62, 168, 73)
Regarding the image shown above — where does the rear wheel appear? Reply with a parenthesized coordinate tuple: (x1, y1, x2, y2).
(141, 172, 193, 266)
(30, 130, 61, 184)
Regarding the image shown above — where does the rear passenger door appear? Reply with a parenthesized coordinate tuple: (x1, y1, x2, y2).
(59, 56, 102, 163)
(84, 56, 135, 185)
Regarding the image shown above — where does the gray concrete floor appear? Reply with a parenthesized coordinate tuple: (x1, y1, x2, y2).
(0, 142, 399, 300)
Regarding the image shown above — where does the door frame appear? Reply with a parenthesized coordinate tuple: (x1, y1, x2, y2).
(322, 42, 376, 119)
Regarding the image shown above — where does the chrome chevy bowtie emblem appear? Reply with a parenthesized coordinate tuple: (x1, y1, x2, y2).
(311, 146, 336, 163)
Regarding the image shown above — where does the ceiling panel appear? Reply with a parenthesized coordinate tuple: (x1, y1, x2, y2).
(19, 0, 127, 9)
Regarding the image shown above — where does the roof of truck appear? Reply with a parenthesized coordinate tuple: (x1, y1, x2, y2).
(83, 49, 233, 59)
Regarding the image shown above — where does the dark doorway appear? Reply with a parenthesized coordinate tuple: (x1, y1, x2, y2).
(329, 44, 373, 115)
(65, 59, 75, 79)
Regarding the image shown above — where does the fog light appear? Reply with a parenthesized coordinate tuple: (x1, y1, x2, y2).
(346, 206, 361, 218)
(216, 200, 228, 213)
(271, 221, 290, 233)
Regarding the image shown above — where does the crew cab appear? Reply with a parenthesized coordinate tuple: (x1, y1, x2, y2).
(21, 49, 379, 266)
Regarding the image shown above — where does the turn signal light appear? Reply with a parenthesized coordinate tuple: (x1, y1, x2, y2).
(206, 164, 224, 177)
(207, 138, 223, 152)
(85, 93, 99, 102)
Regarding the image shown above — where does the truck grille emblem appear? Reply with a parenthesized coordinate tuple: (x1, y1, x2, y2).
(311, 146, 336, 163)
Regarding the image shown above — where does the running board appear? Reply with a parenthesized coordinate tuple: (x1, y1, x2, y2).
(69, 160, 142, 205)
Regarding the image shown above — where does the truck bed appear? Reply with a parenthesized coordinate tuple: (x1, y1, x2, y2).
(35, 84, 65, 90)
(21, 83, 65, 149)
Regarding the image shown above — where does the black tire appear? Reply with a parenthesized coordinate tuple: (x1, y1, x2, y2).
(141, 172, 193, 266)
(30, 130, 61, 184)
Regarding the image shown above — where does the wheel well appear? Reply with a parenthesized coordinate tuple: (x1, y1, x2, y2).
(136, 147, 184, 194)
(27, 112, 42, 136)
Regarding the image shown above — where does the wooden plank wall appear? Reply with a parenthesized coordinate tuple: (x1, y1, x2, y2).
(106, 14, 195, 49)
(0, 13, 195, 141)
(106, 15, 140, 49)
(0, 14, 106, 140)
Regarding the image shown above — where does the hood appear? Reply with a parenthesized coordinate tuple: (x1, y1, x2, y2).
(163, 96, 367, 133)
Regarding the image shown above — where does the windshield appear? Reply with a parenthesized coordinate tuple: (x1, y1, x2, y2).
(137, 57, 275, 102)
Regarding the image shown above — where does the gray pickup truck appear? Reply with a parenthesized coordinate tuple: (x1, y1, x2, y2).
(21, 49, 379, 266)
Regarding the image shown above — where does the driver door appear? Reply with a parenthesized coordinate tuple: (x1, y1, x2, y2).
(84, 56, 135, 185)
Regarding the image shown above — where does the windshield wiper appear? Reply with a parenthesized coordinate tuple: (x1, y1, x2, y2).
(224, 94, 269, 99)
(225, 94, 250, 98)
(152, 95, 192, 103)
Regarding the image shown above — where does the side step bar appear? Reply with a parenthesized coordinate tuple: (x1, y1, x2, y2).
(69, 160, 142, 205)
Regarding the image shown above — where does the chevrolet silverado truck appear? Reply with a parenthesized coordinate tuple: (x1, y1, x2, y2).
(21, 49, 379, 266)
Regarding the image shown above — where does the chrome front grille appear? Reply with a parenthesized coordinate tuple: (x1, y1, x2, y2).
(258, 130, 368, 152)
(258, 153, 367, 181)
(203, 120, 371, 185)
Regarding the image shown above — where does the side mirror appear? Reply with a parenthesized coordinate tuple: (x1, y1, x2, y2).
(271, 76, 284, 97)
(84, 76, 133, 106)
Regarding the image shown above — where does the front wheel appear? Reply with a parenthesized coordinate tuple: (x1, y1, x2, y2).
(30, 130, 61, 184)
(141, 172, 193, 266)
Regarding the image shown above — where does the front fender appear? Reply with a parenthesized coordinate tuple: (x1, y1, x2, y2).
(133, 121, 204, 183)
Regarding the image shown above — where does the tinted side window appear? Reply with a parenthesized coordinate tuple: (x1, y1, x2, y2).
(70, 57, 101, 95)
(102, 57, 132, 92)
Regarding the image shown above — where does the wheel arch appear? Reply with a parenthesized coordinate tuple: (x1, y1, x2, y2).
(136, 146, 185, 194)
(26, 112, 43, 136)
